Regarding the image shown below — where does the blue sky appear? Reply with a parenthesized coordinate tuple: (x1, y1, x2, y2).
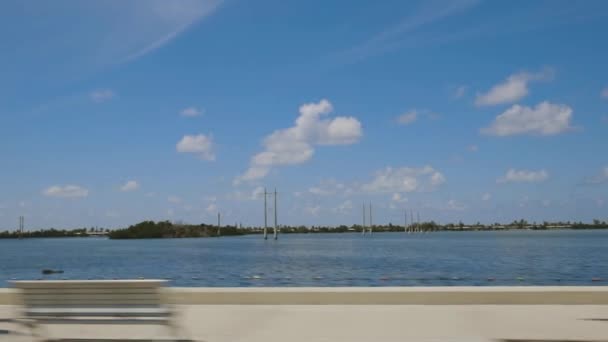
(1, 0, 607, 229)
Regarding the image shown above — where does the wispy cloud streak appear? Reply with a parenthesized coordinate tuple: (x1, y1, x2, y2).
(337, 0, 479, 63)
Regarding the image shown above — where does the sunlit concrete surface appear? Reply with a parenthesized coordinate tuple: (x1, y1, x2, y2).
(2, 304, 608, 341)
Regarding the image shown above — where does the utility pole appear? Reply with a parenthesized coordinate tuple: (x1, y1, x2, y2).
(273, 188, 278, 240)
(417, 211, 421, 232)
(369, 202, 373, 235)
(18, 216, 24, 240)
(217, 212, 221, 236)
(263, 188, 268, 240)
(410, 209, 414, 232)
(362, 203, 366, 235)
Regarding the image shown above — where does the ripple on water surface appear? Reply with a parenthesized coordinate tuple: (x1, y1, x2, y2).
(1, 231, 607, 287)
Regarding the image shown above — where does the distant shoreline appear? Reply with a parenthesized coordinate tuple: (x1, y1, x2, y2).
(1, 220, 608, 240)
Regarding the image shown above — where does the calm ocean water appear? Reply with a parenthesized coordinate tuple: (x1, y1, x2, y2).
(1, 230, 607, 287)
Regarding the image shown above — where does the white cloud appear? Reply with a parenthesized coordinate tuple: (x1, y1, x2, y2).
(120, 180, 139, 192)
(230, 187, 266, 201)
(446, 199, 467, 211)
(482, 193, 492, 201)
(43, 185, 89, 198)
(251, 187, 265, 200)
(308, 187, 332, 196)
(333, 200, 353, 214)
(498, 169, 548, 183)
(396, 110, 418, 125)
(396, 109, 440, 125)
(392, 193, 403, 202)
(391, 193, 408, 203)
(235, 99, 362, 183)
(305, 205, 321, 217)
(90, 89, 115, 103)
(340, 0, 479, 63)
(467, 144, 479, 152)
(308, 179, 348, 196)
(475, 68, 554, 106)
(180, 106, 203, 117)
(453, 85, 467, 99)
(118, 0, 223, 62)
(206, 203, 218, 213)
(168, 195, 182, 204)
(176, 134, 215, 161)
(601, 87, 608, 99)
(481, 101, 574, 136)
(362, 166, 446, 193)
(237, 166, 271, 183)
(0, 0, 222, 101)
(430, 171, 446, 186)
(584, 166, 608, 184)
(388, 192, 408, 209)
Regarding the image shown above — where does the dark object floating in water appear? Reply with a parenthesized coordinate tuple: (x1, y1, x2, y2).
(41, 269, 63, 275)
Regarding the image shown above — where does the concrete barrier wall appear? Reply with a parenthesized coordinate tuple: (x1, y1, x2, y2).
(0, 290, 16, 305)
(2, 287, 608, 305)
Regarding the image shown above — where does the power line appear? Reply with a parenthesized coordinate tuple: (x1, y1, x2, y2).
(19, 216, 24, 240)
(369, 202, 373, 235)
(217, 212, 221, 236)
(273, 188, 278, 240)
(410, 209, 414, 232)
(262, 188, 279, 240)
(263, 188, 268, 240)
(362, 203, 366, 235)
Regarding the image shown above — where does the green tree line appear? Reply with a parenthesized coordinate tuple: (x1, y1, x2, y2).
(2, 219, 607, 239)
(0, 228, 90, 239)
(107, 221, 245, 239)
